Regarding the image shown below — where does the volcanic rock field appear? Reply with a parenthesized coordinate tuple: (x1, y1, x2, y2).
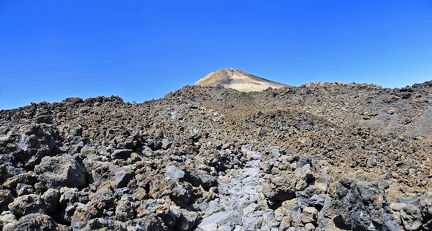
(0, 76, 431, 230)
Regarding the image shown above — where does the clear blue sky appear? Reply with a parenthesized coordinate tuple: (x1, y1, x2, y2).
(1, 1, 432, 109)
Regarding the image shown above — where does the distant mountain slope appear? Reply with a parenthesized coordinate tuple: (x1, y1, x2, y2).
(195, 68, 288, 92)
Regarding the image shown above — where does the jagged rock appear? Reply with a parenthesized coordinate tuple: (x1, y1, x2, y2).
(165, 164, 185, 180)
(423, 219, 432, 231)
(329, 180, 395, 230)
(161, 139, 172, 150)
(304, 223, 315, 231)
(308, 193, 327, 210)
(263, 174, 296, 208)
(0, 211, 17, 231)
(146, 137, 163, 150)
(184, 169, 217, 190)
(113, 149, 133, 159)
(296, 186, 317, 209)
(177, 210, 199, 231)
(16, 183, 35, 196)
(166, 180, 194, 208)
(137, 199, 170, 218)
(301, 207, 318, 224)
(15, 124, 61, 167)
(275, 198, 298, 218)
(115, 195, 136, 221)
(115, 168, 134, 188)
(0, 190, 13, 210)
(421, 192, 432, 217)
(2, 172, 38, 190)
(383, 213, 402, 231)
(127, 215, 168, 231)
(14, 213, 59, 231)
(86, 161, 116, 190)
(34, 154, 86, 189)
(401, 204, 422, 230)
(262, 210, 279, 228)
(197, 211, 233, 230)
(0, 162, 24, 183)
(86, 183, 115, 218)
(80, 218, 126, 230)
(278, 216, 292, 230)
(161, 205, 181, 229)
(42, 188, 60, 214)
(8, 194, 47, 217)
(59, 187, 80, 206)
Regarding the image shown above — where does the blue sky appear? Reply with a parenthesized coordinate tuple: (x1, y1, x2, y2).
(1, 1, 432, 109)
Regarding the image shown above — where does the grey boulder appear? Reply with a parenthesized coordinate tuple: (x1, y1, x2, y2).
(8, 194, 47, 216)
(35, 154, 86, 189)
(14, 213, 59, 231)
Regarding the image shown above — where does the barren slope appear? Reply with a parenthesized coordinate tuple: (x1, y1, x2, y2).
(195, 68, 288, 92)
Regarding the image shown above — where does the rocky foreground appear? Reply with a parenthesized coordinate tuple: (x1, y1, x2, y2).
(0, 81, 431, 230)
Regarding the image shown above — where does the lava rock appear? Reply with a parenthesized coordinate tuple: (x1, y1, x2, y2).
(113, 149, 132, 159)
(0, 211, 17, 231)
(14, 213, 59, 231)
(8, 194, 47, 217)
(301, 207, 318, 224)
(184, 169, 217, 190)
(34, 154, 86, 189)
(115, 196, 136, 221)
(42, 188, 60, 214)
(177, 210, 199, 231)
(114, 168, 134, 188)
(0, 190, 13, 210)
(330, 180, 387, 230)
(421, 192, 432, 217)
(401, 204, 422, 231)
(15, 183, 35, 196)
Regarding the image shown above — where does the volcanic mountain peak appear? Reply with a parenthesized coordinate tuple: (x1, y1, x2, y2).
(194, 68, 288, 92)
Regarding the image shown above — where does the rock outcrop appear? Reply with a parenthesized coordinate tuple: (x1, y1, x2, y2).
(0, 72, 431, 230)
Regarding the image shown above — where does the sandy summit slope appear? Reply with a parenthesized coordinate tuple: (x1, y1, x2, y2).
(195, 68, 288, 92)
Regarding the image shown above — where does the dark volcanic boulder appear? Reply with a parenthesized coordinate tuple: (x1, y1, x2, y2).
(34, 154, 86, 189)
(8, 194, 47, 217)
(14, 213, 60, 231)
(41, 188, 60, 214)
(0, 190, 13, 210)
(324, 180, 400, 231)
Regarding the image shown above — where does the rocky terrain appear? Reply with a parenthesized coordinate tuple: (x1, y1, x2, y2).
(0, 70, 431, 230)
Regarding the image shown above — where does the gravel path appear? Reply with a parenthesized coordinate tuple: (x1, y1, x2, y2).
(198, 146, 265, 230)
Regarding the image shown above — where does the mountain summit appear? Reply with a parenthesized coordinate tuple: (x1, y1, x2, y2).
(194, 68, 288, 92)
